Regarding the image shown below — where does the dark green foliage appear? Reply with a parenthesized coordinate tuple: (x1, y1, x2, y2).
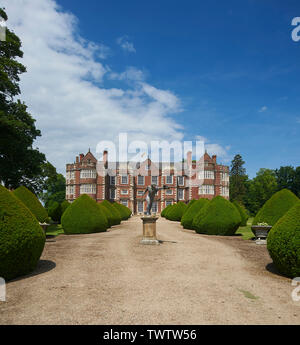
(112, 202, 131, 220)
(163, 204, 175, 218)
(98, 203, 112, 228)
(233, 201, 249, 226)
(161, 204, 172, 217)
(253, 189, 299, 226)
(60, 200, 70, 215)
(61, 194, 108, 234)
(267, 201, 300, 278)
(193, 196, 242, 236)
(165, 201, 187, 221)
(0, 185, 46, 280)
(13, 186, 48, 223)
(100, 200, 122, 225)
(229, 154, 248, 203)
(48, 201, 62, 222)
(181, 198, 209, 229)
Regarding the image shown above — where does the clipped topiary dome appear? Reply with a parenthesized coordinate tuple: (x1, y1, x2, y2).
(61, 194, 108, 234)
(98, 203, 113, 227)
(267, 201, 300, 278)
(60, 200, 70, 216)
(100, 200, 122, 225)
(112, 202, 131, 220)
(181, 198, 209, 229)
(48, 201, 62, 222)
(233, 201, 249, 226)
(161, 204, 172, 217)
(13, 186, 48, 223)
(253, 189, 299, 226)
(193, 196, 242, 235)
(0, 185, 46, 280)
(165, 201, 187, 221)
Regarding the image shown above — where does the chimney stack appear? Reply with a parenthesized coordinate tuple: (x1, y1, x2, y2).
(79, 153, 84, 162)
(212, 155, 217, 163)
(103, 150, 108, 168)
(76, 156, 79, 163)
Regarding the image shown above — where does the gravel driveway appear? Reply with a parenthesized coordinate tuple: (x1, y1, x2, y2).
(0, 216, 299, 324)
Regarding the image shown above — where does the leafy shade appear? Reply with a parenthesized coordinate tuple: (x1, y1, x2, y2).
(165, 201, 187, 221)
(181, 198, 209, 229)
(193, 196, 242, 235)
(233, 201, 249, 226)
(267, 201, 300, 278)
(61, 194, 108, 234)
(100, 200, 122, 226)
(0, 185, 45, 280)
(13, 186, 48, 223)
(253, 189, 299, 226)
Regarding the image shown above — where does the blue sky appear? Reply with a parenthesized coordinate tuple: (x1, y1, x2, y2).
(4, 0, 300, 177)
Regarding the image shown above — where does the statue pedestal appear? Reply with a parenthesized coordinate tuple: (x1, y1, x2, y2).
(140, 216, 159, 245)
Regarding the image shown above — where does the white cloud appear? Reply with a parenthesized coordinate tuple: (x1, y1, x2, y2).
(258, 105, 268, 112)
(116, 35, 136, 53)
(194, 136, 230, 162)
(3, 0, 184, 173)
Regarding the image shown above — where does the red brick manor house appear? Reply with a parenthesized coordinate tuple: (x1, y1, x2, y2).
(66, 150, 229, 214)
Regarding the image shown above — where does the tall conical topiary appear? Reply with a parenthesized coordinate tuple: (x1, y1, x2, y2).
(48, 201, 62, 222)
(185, 199, 197, 212)
(267, 201, 300, 278)
(98, 203, 113, 228)
(60, 200, 70, 216)
(165, 201, 187, 221)
(193, 196, 242, 235)
(112, 202, 131, 220)
(61, 194, 108, 234)
(100, 200, 122, 225)
(0, 185, 46, 280)
(181, 198, 209, 229)
(233, 201, 249, 226)
(253, 189, 299, 226)
(161, 204, 172, 217)
(13, 186, 48, 223)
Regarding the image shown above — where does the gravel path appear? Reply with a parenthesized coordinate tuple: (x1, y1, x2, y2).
(0, 216, 299, 324)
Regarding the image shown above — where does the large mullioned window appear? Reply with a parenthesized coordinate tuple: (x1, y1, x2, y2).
(80, 170, 96, 179)
(199, 185, 215, 195)
(80, 184, 96, 194)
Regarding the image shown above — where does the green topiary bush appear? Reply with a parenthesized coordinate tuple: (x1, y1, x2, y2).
(0, 185, 46, 280)
(98, 203, 113, 228)
(181, 198, 209, 229)
(13, 186, 48, 223)
(233, 201, 249, 226)
(61, 194, 108, 234)
(48, 201, 62, 222)
(161, 204, 173, 217)
(100, 200, 122, 225)
(267, 201, 300, 278)
(253, 189, 299, 226)
(193, 196, 242, 235)
(60, 200, 70, 216)
(165, 201, 187, 221)
(112, 202, 131, 220)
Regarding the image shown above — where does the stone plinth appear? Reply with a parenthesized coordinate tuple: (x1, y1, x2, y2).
(140, 216, 159, 245)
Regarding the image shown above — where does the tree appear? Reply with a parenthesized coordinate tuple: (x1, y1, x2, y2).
(0, 8, 46, 192)
(274, 166, 295, 191)
(229, 154, 248, 203)
(292, 167, 300, 197)
(245, 168, 278, 215)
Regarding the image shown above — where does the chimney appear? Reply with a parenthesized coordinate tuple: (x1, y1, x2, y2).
(79, 153, 84, 162)
(187, 151, 192, 167)
(103, 150, 108, 168)
(76, 156, 79, 164)
(212, 155, 217, 163)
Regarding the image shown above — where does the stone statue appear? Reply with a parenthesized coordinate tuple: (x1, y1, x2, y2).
(143, 184, 169, 215)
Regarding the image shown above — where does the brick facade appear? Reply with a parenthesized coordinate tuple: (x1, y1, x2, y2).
(66, 150, 230, 214)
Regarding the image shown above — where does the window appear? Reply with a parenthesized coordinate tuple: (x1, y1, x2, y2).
(137, 175, 144, 185)
(221, 186, 229, 197)
(166, 175, 173, 184)
(66, 171, 75, 180)
(199, 185, 215, 195)
(110, 176, 116, 185)
(80, 184, 96, 194)
(198, 170, 214, 179)
(177, 176, 184, 186)
(80, 170, 96, 179)
(138, 201, 144, 213)
(151, 201, 158, 213)
(151, 176, 158, 185)
(221, 172, 229, 182)
(165, 200, 172, 207)
(121, 189, 128, 195)
(66, 185, 75, 195)
(137, 190, 144, 196)
(165, 189, 173, 195)
(110, 188, 116, 199)
(178, 189, 184, 200)
(121, 175, 128, 184)
(121, 200, 128, 207)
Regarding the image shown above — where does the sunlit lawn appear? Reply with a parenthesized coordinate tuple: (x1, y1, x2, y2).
(236, 217, 255, 240)
(46, 223, 64, 236)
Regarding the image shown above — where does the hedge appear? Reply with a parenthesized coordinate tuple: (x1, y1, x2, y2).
(181, 198, 209, 229)
(98, 203, 113, 227)
(233, 201, 249, 226)
(253, 189, 299, 226)
(48, 201, 62, 222)
(61, 194, 108, 234)
(113, 202, 131, 220)
(13, 186, 48, 223)
(60, 200, 70, 216)
(161, 204, 173, 217)
(100, 200, 122, 225)
(165, 201, 187, 221)
(0, 185, 46, 280)
(267, 201, 300, 278)
(193, 196, 242, 235)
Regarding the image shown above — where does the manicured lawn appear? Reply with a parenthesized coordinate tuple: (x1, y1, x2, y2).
(236, 217, 255, 240)
(46, 223, 64, 236)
